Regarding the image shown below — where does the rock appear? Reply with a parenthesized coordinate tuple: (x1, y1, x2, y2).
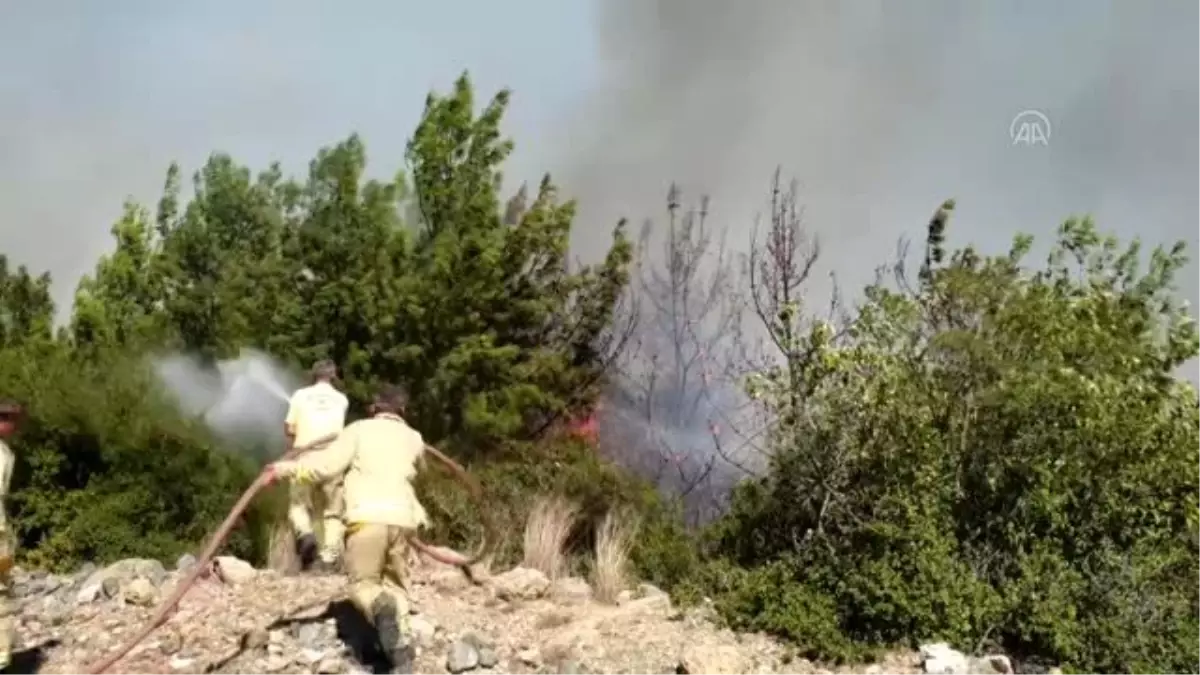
(316, 655, 344, 673)
(12, 556, 1000, 675)
(492, 566, 550, 600)
(447, 639, 481, 673)
(677, 643, 746, 674)
(241, 628, 270, 651)
(557, 659, 587, 674)
(919, 644, 1013, 675)
(296, 622, 325, 646)
(429, 566, 473, 592)
(88, 558, 168, 588)
(100, 576, 120, 599)
(920, 643, 971, 675)
(619, 592, 672, 617)
(970, 655, 1014, 674)
(214, 556, 257, 585)
(517, 647, 542, 666)
(169, 655, 196, 671)
(159, 629, 184, 655)
(76, 558, 167, 604)
(637, 582, 666, 598)
(410, 616, 437, 645)
(548, 577, 592, 605)
(175, 553, 197, 571)
(75, 583, 103, 604)
(122, 577, 158, 606)
(461, 631, 493, 650)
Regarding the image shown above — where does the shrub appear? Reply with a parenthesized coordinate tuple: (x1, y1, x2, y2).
(700, 214, 1200, 673)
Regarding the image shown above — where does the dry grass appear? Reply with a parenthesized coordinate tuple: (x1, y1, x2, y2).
(592, 507, 640, 604)
(522, 496, 579, 579)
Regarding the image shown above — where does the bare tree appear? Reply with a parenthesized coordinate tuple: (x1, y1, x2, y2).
(600, 184, 749, 526)
(705, 169, 843, 473)
(598, 170, 841, 525)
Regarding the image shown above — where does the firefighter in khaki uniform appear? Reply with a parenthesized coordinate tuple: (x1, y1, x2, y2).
(268, 385, 427, 674)
(284, 360, 350, 571)
(0, 400, 24, 672)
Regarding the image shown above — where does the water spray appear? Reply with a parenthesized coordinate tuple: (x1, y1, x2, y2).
(154, 349, 301, 447)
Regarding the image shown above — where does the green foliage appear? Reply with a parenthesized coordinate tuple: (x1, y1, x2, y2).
(703, 210, 1200, 673)
(0, 343, 267, 570)
(416, 435, 694, 583)
(1, 68, 1195, 675)
(1, 72, 646, 572)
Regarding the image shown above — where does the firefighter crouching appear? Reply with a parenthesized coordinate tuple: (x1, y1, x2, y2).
(267, 384, 429, 674)
(0, 399, 25, 671)
(284, 359, 350, 571)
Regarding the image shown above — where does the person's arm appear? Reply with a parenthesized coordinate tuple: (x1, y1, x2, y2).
(289, 425, 356, 483)
(411, 430, 428, 471)
(283, 392, 301, 443)
(0, 441, 14, 537)
(337, 392, 350, 427)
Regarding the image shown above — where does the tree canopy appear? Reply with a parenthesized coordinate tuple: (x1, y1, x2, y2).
(701, 204, 1199, 673)
(0, 73, 1195, 674)
(3, 73, 641, 567)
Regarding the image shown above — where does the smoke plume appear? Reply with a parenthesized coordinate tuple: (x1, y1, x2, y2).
(564, 0, 1199, 512)
(153, 348, 301, 451)
(560, 0, 1198, 312)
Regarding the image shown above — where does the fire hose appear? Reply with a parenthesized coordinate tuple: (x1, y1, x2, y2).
(85, 434, 496, 674)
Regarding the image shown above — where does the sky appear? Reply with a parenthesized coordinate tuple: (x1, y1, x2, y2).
(0, 0, 598, 307)
(2, 1, 1197, 386)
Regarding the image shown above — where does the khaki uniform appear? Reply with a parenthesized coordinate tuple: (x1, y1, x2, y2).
(0, 438, 17, 669)
(278, 413, 427, 636)
(284, 381, 349, 563)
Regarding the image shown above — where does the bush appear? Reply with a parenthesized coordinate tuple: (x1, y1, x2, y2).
(697, 214, 1200, 673)
(4, 344, 273, 570)
(416, 436, 697, 584)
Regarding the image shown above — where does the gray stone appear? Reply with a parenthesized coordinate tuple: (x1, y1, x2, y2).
(478, 647, 499, 668)
(214, 555, 257, 585)
(123, 578, 159, 606)
(316, 656, 344, 673)
(492, 566, 550, 601)
(447, 639, 481, 673)
(557, 659, 586, 674)
(100, 576, 120, 599)
(920, 643, 971, 675)
(175, 553, 197, 571)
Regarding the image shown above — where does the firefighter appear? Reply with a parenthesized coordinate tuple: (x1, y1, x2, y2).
(267, 384, 427, 674)
(283, 359, 350, 571)
(0, 399, 24, 671)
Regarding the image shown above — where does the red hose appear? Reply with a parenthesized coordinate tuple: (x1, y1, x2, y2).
(85, 470, 274, 674)
(86, 436, 494, 674)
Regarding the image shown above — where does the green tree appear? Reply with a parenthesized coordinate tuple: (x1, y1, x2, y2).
(0, 255, 54, 349)
(396, 72, 634, 449)
(3, 72, 663, 578)
(70, 200, 168, 350)
(707, 203, 1200, 673)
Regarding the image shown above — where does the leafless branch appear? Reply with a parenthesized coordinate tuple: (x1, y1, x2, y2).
(599, 184, 755, 525)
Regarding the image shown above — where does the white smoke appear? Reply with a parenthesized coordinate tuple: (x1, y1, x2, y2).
(152, 348, 302, 450)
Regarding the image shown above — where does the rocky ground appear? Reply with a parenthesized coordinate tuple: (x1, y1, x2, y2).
(8, 555, 1021, 674)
